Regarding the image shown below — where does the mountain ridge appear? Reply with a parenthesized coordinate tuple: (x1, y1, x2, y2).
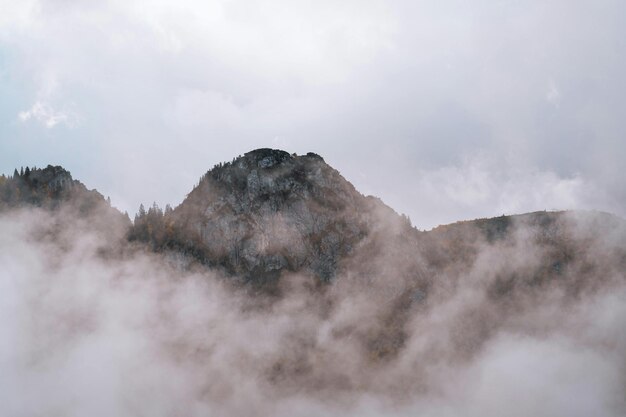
(2, 150, 625, 373)
(0, 150, 626, 415)
(1, 150, 625, 292)
(129, 148, 411, 284)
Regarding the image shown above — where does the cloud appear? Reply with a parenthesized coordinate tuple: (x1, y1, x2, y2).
(355, 152, 618, 230)
(18, 100, 78, 128)
(167, 89, 242, 129)
(1, 202, 625, 416)
(0, 0, 625, 227)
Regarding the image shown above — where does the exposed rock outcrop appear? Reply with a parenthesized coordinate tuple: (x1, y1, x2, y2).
(164, 149, 407, 283)
(0, 164, 130, 239)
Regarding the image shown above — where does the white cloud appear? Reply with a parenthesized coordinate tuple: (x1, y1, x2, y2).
(361, 152, 618, 230)
(18, 101, 78, 129)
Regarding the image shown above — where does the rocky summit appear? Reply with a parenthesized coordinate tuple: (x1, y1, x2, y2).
(1, 164, 116, 215)
(134, 148, 408, 283)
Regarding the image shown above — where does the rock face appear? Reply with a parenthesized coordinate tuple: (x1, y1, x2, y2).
(0, 165, 86, 209)
(168, 149, 398, 282)
(0, 164, 130, 232)
(26, 165, 74, 193)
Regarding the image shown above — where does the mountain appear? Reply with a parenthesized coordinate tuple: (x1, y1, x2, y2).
(4, 154, 624, 303)
(0, 165, 121, 215)
(0, 164, 130, 241)
(119, 150, 626, 384)
(2, 150, 626, 401)
(129, 148, 413, 285)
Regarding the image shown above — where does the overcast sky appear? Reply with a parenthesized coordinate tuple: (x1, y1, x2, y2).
(1, 0, 624, 229)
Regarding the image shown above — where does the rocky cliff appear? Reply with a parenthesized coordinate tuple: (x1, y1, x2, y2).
(0, 164, 130, 240)
(2, 165, 104, 211)
(147, 148, 412, 284)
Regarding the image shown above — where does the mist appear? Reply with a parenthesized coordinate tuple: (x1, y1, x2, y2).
(1, 205, 624, 416)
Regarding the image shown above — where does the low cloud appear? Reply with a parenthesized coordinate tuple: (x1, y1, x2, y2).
(1, 205, 624, 416)
(360, 152, 616, 230)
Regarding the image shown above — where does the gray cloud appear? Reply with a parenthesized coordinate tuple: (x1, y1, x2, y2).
(0, 0, 624, 228)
